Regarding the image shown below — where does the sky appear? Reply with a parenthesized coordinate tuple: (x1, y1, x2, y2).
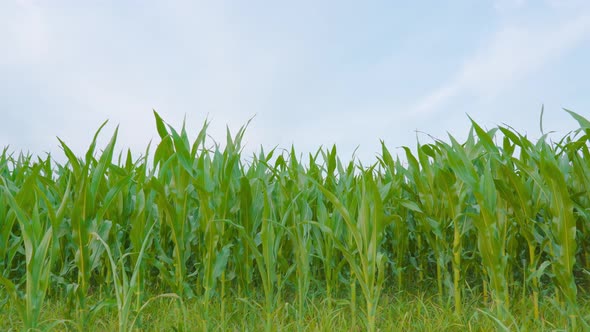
(1, 0, 590, 164)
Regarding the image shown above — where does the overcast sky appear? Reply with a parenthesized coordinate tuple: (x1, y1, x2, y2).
(1, 0, 590, 164)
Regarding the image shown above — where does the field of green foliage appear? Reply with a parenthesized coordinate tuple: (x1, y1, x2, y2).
(1, 110, 589, 331)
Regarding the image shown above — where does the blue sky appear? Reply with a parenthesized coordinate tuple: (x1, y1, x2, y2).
(1, 0, 589, 163)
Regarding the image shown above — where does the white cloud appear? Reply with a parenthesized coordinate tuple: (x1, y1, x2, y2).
(412, 11, 590, 116)
(2, 1, 589, 165)
(494, 0, 527, 12)
(0, 0, 50, 65)
(0, 1, 287, 159)
(546, 0, 590, 10)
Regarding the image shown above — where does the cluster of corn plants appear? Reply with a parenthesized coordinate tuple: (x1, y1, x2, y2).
(1, 110, 589, 331)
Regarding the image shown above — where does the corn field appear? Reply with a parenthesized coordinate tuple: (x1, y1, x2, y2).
(1, 110, 590, 331)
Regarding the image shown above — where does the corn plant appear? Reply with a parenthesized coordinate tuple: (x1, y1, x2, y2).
(226, 174, 290, 332)
(538, 142, 579, 328)
(92, 218, 184, 332)
(0, 168, 54, 330)
(316, 169, 392, 332)
(1, 109, 589, 331)
(444, 129, 511, 320)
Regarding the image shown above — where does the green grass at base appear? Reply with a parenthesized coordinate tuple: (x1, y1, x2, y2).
(2, 290, 589, 331)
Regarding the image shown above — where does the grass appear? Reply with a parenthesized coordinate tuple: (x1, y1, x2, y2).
(1, 288, 589, 331)
(1, 109, 590, 331)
